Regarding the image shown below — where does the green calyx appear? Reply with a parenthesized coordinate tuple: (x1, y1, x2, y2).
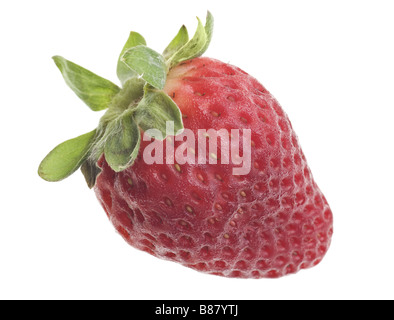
(38, 12, 214, 188)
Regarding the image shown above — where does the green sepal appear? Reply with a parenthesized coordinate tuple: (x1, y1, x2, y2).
(81, 159, 102, 189)
(104, 110, 141, 172)
(117, 32, 147, 85)
(53, 56, 120, 111)
(167, 11, 214, 69)
(39, 12, 215, 188)
(108, 77, 145, 113)
(38, 129, 97, 182)
(134, 85, 184, 140)
(200, 11, 214, 55)
(163, 25, 189, 60)
(121, 45, 167, 90)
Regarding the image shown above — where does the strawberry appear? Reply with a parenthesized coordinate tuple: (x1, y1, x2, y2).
(38, 12, 333, 278)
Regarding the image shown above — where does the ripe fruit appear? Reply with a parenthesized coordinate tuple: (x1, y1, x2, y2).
(38, 12, 333, 278)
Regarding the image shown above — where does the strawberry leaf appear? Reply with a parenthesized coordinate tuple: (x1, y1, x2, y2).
(81, 159, 102, 189)
(121, 45, 167, 90)
(108, 77, 145, 113)
(117, 32, 147, 85)
(201, 11, 214, 55)
(134, 86, 184, 140)
(38, 130, 97, 182)
(163, 25, 189, 60)
(53, 56, 121, 111)
(39, 12, 215, 187)
(104, 110, 141, 172)
(167, 11, 214, 68)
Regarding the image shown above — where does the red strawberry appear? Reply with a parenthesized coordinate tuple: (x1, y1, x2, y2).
(38, 12, 333, 278)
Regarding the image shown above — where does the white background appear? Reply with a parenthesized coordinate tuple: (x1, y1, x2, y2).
(1, 0, 393, 300)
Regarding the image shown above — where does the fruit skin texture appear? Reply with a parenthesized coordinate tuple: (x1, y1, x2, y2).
(94, 57, 333, 279)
